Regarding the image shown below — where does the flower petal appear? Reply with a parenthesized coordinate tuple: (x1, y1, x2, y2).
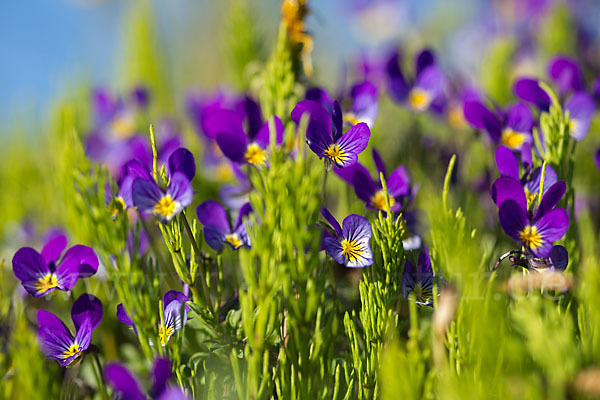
(549, 245, 568, 271)
(291, 100, 333, 156)
(71, 293, 103, 332)
(196, 200, 231, 233)
(533, 208, 569, 257)
(12, 247, 51, 297)
(116, 304, 134, 327)
(514, 78, 551, 111)
(495, 145, 520, 180)
(151, 358, 173, 397)
(498, 200, 528, 243)
(533, 181, 566, 221)
(57, 245, 99, 279)
(104, 363, 145, 400)
(320, 207, 342, 237)
(168, 148, 196, 182)
(167, 172, 193, 209)
(254, 116, 284, 148)
(490, 177, 527, 210)
(336, 122, 370, 166)
(41, 231, 68, 265)
(132, 178, 164, 213)
(385, 51, 410, 102)
(163, 290, 189, 332)
(505, 103, 533, 133)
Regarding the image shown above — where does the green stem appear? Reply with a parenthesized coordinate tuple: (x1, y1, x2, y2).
(180, 210, 214, 314)
(92, 352, 110, 400)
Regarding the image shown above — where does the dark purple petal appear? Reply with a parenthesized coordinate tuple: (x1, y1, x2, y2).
(495, 146, 520, 180)
(490, 177, 527, 210)
(203, 109, 246, 141)
(168, 148, 196, 182)
(37, 310, 75, 366)
(37, 309, 71, 339)
(372, 148, 387, 178)
(385, 51, 410, 102)
(533, 181, 566, 221)
(116, 304, 134, 327)
(291, 100, 333, 156)
(104, 363, 145, 400)
(549, 245, 568, 271)
(73, 318, 93, 354)
(521, 143, 533, 172)
(71, 293, 103, 332)
(386, 166, 411, 198)
(41, 232, 67, 265)
(336, 122, 370, 166)
(514, 78, 551, 111)
(532, 208, 569, 257)
(351, 164, 378, 203)
(305, 87, 334, 114)
(196, 200, 231, 233)
(417, 245, 432, 275)
(463, 100, 496, 131)
(236, 96, 263, 140)
(332, 101, 343, 140)
(498, 200, 528, 243)
(254, 116, 284, 148)
(595, 148, 600, 171)
(151, 358, 172, 397)
(333, 163, 358, 185)
(415, 49, 435, 77)
(203, 226, 227, 251)
(216, 130, 249, 163)
(132, 178, 164, 213)
(167, 172, 193, 209)
(57, 245, 99, 279)
(505, 103, 533, 133)
(323, 237, 346, 265)
(548, 56, 584, 94)
(320, 208, 342, 237)
(566, 92, 596, 141)
(12, 247, 51, 297)
(234, 203, 252, 230)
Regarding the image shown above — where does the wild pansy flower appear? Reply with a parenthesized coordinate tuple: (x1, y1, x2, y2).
(12, 232, 98, 298)
(105, 358, 188, 400)
(336, 148, 411, 212)
(291, 100, 370, 168)
(385, 48, 445, 113)
(37, 294, 103, 367)
(132, 148, 196, 224)
(514, 77, 596, 141)
(494, 173, 569, 258)
(321, 208, 373, 268)
(402, 245, 436, 306)
(196, 201, 252, 251)
(204, 96, 284, 166)
(464, 100, 533, 151)
(548, 56, 585, 96)
(117, 290, 189, 346)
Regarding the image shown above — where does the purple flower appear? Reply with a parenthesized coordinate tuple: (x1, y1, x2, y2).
(196, 201, 252, 251)
(37, 294, 103, 367)
(336, 148, 411, 212)
(105, 358, 188, 400)
(494, 174, 568, 256)
(117, 290, 189, 346)
(513, 77, 551, 111)
(204, 96, 284, 166)
(385, 48, 445, 113)
(321, 208, 373, 268)
(402, 245, 435, 306)
(12, 233, 98, 298)
(548, 56, 585, 96)
(464, 100, 533, 151)
(344, 81, 379, 128)
(291, 100, 370, 168)
(132, 164, 194, 224)
(565, 92, 596, 141)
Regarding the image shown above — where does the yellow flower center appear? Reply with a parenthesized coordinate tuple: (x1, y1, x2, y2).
(411, 283, 433, 304)
(110, 114, 136, 139)
(245, 143, 268, 165)
(408, 88, 431, 111)
(225, 233, 243, 249)
(154, 195, 176, 218)
(108, 197, 127, 218)
(215, 163, 234, 181)
(343, 112, 361, 126)
(35, 273, 59, 295)
(519, 225, 542, 250)
(341, 239, 362, 262)
(62, 343, 81, 360)
(447, 104, 467, 130)
(158, 325, 175, 345)
(371, 190, 396, 211)
(569, 118, 579, 137)
(323, 144, 348, 165)
(501, 128, 526, 149)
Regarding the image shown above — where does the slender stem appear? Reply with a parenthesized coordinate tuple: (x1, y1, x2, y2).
(180, 210, 214, 314)
(92, 352, 109, 400)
